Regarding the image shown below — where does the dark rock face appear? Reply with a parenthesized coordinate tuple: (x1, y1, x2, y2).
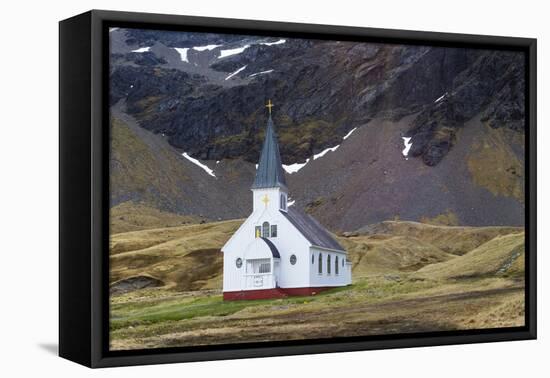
(109, 30, 525, 167)
(125, 51, 167, 66)
(123, 28, 244, 49)
(406, 50, 525, 166)
(108, 28, 526, 230)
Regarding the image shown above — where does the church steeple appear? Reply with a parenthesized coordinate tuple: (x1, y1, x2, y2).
(252, 100, 287, 190)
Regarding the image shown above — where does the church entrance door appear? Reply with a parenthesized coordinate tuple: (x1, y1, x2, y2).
(244, 258, 275, 289)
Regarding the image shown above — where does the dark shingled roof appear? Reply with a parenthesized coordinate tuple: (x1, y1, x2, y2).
(281, 208, 345, 252)
(251, 115, 287, 190)
(260, 237, 281, 258)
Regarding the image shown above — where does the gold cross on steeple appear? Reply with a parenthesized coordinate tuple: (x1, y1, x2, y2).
(261, 194, 270, 207)
(265, 99, 274, 115)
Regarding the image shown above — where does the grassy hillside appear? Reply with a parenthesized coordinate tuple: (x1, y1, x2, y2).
(110, 218, 524, 292)
(340, 235, 455, 277)
(416, 232, 525, 279)
(110, 219, 242, 292)
(109, 217, 525, 350)
(354, 220, 522, 255)
(111, 201, 201, 234)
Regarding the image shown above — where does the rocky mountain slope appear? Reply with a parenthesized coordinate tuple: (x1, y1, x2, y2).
(108, 28, 526, 230)
(110, 102, 254, 221)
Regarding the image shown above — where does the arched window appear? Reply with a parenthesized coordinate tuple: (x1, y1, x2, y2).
(318, 253, 323, 274)
(280, 193, 287, 211)
(262, 222, 270, 237)
(327, 255, 331, 275)
(342, 258, 345, 267)
(335, 256, 339, 275)
(312, 254, 314, 264)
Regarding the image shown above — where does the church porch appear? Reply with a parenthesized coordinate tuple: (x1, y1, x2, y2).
(243, 257, 279, 290)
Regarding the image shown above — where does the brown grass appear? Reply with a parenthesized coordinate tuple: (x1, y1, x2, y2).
(110, 219, 242, 291)
(108, 216, 525, 351)
(420, 209, 459, 226)
(111, 201, 200, 234)
(340, 235, 455, 278)
(416, 232, 524, 280)
(356, 220, 522, 255)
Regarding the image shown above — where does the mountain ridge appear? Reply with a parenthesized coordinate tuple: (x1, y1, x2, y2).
(108, 28, 525, 230)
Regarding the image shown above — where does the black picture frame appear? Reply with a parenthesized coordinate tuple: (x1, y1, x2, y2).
(59, 9, 537, 368)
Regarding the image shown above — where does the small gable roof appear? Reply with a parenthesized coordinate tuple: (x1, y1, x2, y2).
(260, 237, 281, 258)
(280, 208, 345, 252)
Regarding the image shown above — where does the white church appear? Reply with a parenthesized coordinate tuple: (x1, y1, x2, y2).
(221, 101, 352, 300)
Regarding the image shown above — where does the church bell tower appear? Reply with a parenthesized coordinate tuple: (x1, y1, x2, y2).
(251, 100, 289, 214)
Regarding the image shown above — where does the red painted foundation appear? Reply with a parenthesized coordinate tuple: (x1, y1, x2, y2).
(223, 287, 332, 300)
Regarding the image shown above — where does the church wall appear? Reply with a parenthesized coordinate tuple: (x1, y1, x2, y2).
(344, 261, 352, 285)
(271, 215, 312, 289)
(222, 216, 255, 292)
(223, 188, 351, 293)
(309, 247, 351, 287)
(222, 189, 302, 292)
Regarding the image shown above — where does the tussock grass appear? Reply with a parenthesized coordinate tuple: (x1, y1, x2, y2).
(355, 220, 522, 255)
(111, 201, 200, 234)
(340, 235, 455, 278)
(109, 219, 243, 291)
(108, 216, 525, 350)
(416, 232, 525, 279)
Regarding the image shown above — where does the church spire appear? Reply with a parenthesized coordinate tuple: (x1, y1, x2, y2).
(252, 100, 287, 190)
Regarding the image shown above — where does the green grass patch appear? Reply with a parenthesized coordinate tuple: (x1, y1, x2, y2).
(110, 285, 357, 331)
(109, 277, 441, 333)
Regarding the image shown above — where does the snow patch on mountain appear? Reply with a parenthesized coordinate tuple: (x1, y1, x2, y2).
(402, 137, 412, 160)
(260, 39, 286, 46)
(131, 47, 151, 53)
(435, 92, 448, 103)
(283, 159, 310, 174)
(218, 39, 285, 59)
(249, 69, 274, 78)
(343, 127, 357, 140)
(314, 145, 340, 160)
(219, 45, 250, 58)
(193, 44, 222, 51)
(174, 48, 190, 62)
(182, 152, 216, 177)
(225, 65, 247, 80)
